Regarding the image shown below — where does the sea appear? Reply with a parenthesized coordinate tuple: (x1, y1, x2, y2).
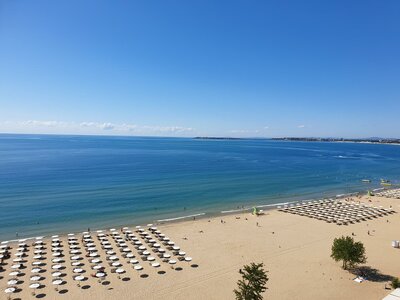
(0, 134, 399, 241)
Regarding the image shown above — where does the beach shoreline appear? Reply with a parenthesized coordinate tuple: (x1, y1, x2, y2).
(1, 192, 400, 299)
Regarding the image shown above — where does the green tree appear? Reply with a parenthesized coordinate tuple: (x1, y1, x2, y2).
(331, 236, 367, 270)
(234, 262, 268, 300)
(391, 277, 400, 289)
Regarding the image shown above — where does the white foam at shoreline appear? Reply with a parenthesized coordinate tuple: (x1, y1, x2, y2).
(157, 213, 206, 222)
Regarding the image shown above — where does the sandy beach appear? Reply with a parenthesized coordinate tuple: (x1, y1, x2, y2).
(1, 194, 399, 300)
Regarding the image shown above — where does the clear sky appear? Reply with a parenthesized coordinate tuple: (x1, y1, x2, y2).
(1, 0, 399, 138)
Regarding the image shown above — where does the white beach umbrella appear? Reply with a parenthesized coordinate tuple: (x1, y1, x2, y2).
(74, 275, 85, 281)
(73, 268, 83, 273)
(130, 259, 139, 264)
(11, 264, 21, 269)
(30, 276, 41, 281)
(92, 265, 103, 270)
(115, 268, 125, 274)
(4, 287, 16, 294)
(7, 279, 18, 286)
(9, 271, 20, 276)
(51, 265, 62, 270)
(134, 265, 143, 270)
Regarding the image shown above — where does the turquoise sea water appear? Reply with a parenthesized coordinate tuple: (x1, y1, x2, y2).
(0, 134, 399, 240)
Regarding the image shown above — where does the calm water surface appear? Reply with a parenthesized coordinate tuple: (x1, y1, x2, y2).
(0, 134, 399, 240)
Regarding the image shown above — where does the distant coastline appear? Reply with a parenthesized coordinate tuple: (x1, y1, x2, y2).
(271, 137, 400, 145)
(194, 136, 400, 145)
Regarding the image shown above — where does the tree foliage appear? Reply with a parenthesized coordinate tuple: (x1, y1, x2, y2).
(392, 277, 400, 289)
(234, 262, 268, 300)
(331, 236, 367, 270)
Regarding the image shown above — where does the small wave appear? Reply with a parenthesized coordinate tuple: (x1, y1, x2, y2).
(256, 202, 290, 208)
(221, 208, 248, 214)
(157, 213, 205, 222)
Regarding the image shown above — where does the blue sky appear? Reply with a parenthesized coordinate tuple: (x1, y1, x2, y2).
(1, 1, 399, 138)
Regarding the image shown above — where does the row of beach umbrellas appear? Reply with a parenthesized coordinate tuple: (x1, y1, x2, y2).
(278, 199, 395, 225)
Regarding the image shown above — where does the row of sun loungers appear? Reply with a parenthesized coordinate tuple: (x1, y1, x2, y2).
(278, 199, 395, 225)
(0, 224, 196, 297)
(375, 188, 400, 199)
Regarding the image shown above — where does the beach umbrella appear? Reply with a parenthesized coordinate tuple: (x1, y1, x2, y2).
(92, 265, 103, 270)
(33, 255, 42, 259)
(73, 268, 83, 273)
(89, 252, 98, 257)
(138, 246, 146, 250)
(7, 279, 18, 285)
(112, 262, 121, 267)
(158, 248, 166, 253)
(163, 254, 171, 258)
(151, 262, 160, 267)
(51, 265, 62, 270)
(30, 275, 42, 281)
(72, 261, 83, 266)
(115, 268, 125, 274)
(130, 259, 139, 264)
(147, 256, 155, 261)
(70, 250, 79, 254)
(29, 283, 40, 295)
(126, 253, 134, 258)
(168, 260, 177, 265)
(71, 255, 81, 260)
(13, 258, 23, 262)
(109, 256, 118, 261)
(184, 257, 192, 262)
(74, 275, 85, 286)
(52, 279, 63, 290)
(4, 287, 16, 294)
(134, 265, 143, 270)
(91, 258, 100, 263)
(52, 271, 62, 277)
(9, 271, 20, 276)
(172, 246, 180, 251)
(178, 251, 186, 256)
(52, 258, 62, 263)
(142, 251, 150, 256)
(95, 272, 105, 278)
